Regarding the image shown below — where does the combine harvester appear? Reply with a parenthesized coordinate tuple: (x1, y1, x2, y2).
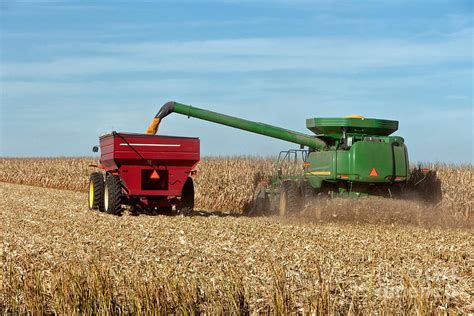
(89, 101, 410, 216)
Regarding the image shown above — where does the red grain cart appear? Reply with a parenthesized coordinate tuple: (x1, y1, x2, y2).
(88, 132, 200, 215)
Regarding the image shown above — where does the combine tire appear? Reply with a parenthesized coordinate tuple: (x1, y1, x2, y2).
(104, 175, 124, 215)
(178, 177, 195, 216)
(89, 172, 105, 212)
(279, 180, 301, 216)
(300, 180, 315, 215)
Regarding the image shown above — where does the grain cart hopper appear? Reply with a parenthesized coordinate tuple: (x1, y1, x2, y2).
(89, 132, 199, 215)
(147, 101, 410, 216)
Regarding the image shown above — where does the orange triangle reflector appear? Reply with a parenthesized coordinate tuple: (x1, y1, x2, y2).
(150, 170, 160, 180)
(369, 168, 379, 177)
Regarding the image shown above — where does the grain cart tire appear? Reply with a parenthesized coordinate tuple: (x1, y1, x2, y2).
(300, 180, 315, 215)
(89, 172, 105, 212)
(178, 177, 194, 216)
(104, 175, 124, 215)
(279, 180, 301, 216)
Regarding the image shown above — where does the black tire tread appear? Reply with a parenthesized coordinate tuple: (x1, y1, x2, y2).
(279, 180, 301, 216)
(105, 175, 123, 215)
(89, 172, 105, 212)
(300, 180, 315, 214)
(179, 177, 195, 216)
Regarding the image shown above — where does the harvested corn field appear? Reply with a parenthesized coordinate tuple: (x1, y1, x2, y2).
(0, 158, 472, 219)
(1, 182, 473, 314)
(1, 158, 473, 314)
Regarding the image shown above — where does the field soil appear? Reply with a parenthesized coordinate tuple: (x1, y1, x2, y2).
(1, 182, 473, 314)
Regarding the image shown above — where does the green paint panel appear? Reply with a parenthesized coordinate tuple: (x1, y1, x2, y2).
(306, 117, 399, 137)
(350, 142, 394, 182)
(305, 139, 409, 188)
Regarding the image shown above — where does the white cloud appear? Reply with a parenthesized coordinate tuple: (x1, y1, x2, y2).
(3, 30, 472, 79)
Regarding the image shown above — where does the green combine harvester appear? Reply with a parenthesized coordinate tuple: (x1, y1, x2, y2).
(147, 101, 410, 216)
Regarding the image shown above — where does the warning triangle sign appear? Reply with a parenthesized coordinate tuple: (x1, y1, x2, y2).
(369, 168, 379, 177)
(150, 170, 160, 180)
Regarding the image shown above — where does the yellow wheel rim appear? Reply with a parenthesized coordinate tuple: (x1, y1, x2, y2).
(89, 182, 94, 209)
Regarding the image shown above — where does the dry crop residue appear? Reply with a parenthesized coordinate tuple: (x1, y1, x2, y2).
(1, 183, 473, 314)
(0, 158, 472, 220)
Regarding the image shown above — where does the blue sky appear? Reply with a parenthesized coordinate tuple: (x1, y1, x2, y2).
(1, 0, 472, 163)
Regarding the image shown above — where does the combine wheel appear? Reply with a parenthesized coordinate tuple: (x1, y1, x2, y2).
(300, 180, 315, 215)
(278, 180, 301, 216)
(178, 177, 195, 216)
(104, 175, 124, 215)
(266, 192, 279, 215)
(89, 172, 105, 212)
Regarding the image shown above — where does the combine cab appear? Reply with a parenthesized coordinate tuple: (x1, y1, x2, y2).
(89, 132, 199, 215)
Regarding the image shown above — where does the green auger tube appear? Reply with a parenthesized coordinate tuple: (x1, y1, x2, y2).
(147, 101, 327, 150)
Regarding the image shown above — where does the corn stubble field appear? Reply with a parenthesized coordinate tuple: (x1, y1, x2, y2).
(0, 158, 473, 314)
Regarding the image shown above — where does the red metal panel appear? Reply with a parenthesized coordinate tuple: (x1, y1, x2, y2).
(118, 165, 191, 196)
(99, 135, 117, 169)
(98, 132, 200, 199)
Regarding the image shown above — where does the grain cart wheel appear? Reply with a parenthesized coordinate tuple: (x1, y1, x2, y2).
(104, 175, 124, 215)
(279, 180, 301, 216)
(178, 177, 194, 216)
(89, 172, 105, 212)
(300, 180, 315, 215)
